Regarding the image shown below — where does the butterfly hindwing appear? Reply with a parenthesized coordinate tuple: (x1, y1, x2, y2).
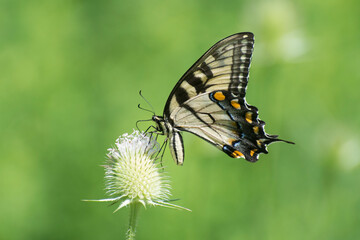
(169, 91, 269, 162)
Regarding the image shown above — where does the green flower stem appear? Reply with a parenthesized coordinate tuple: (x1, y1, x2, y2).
(126, 201, 141, 240)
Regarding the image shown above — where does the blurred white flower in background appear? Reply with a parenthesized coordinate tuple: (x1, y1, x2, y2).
(240, 0, 309, 63)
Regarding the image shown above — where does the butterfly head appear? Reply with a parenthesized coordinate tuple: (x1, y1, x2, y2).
(152, 115, 167, 135)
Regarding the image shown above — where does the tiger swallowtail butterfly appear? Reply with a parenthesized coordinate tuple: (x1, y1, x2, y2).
(151, 32, 294, 165)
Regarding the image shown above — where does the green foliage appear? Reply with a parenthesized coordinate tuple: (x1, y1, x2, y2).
(1, 0, 359, 239)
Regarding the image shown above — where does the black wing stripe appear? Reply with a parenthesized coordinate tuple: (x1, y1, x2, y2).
(174, 87, 190, 105)
(199, 62, 214, 79)
(186, 74, 204, 94)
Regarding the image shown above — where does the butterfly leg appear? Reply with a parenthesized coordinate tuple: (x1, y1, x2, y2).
(143, 125, 158, 134)
(154, 138, 168, 168)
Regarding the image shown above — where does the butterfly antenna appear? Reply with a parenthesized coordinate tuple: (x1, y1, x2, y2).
(139, 90, 155, 115)
(138, 104, 155, 115)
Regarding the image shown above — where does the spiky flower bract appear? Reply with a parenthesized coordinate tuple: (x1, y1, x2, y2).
(85, 130, 190, 239)
(94, 130, 187, 211)
(105, 130, 168, 210)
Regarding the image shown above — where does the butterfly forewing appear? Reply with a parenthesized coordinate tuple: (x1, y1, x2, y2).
(164, 32, 254, 118)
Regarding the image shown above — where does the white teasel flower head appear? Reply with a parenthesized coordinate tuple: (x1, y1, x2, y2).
(95, 130, 188, 212)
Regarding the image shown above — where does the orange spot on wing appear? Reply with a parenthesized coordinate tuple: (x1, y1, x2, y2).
(214, 91, 225, 101)
(253, 126, 259, 134)
(250, 149, 257, 157)
(245, 112, 253, 123)
(232, 150, 244, 158)
(256, 140, 262, 147)
(231, 100, 241, 109)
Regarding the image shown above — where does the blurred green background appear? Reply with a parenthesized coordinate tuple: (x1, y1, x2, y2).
(1, 0, 359, 239)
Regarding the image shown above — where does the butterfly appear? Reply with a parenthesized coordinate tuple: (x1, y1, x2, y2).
(152, 32, 294, 165)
